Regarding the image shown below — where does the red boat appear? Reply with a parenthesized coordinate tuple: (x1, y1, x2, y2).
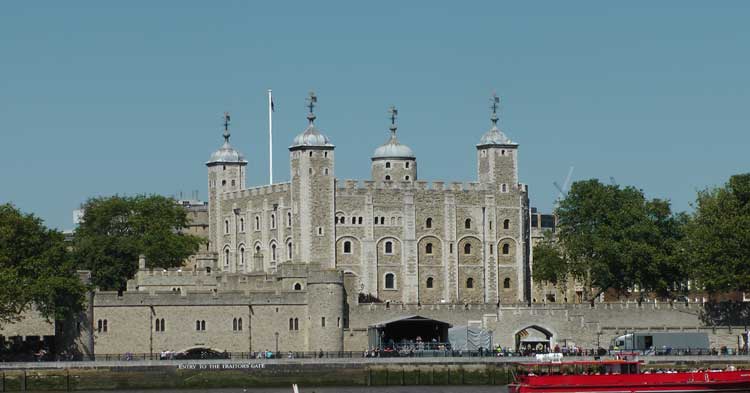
(508, 359, 750, 393)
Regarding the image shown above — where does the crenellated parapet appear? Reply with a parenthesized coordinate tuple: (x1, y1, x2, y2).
(219, 182, 291, 201)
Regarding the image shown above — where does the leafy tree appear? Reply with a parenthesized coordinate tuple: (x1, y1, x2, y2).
(74, 195, 203, 290)
(555, 179, 685, 303)
(0, 204, 85, 327)
(685, 173, 750, 294)
(532, 231, 568, 290)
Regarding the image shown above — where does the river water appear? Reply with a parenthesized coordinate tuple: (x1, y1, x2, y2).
(86, 388, 507, 393)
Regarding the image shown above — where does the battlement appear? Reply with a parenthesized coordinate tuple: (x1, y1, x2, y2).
(220, 182, 291, 201)
(335, 179, 512, 193)
(137, 267, 215, 278)
(94, 288, 309, 306)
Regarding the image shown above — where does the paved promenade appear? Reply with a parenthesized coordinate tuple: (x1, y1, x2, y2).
(2, 355, 750, 370)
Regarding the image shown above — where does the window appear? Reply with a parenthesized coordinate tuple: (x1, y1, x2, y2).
(503, 278, 511, 289)
(289, 318, 294, 331)
(385, 162, 391, 168)
(384, 273, 395, 289)
(502, 243, 510, 255)
(294, 318, 299, 330)
(221, 180, 226, 186)
(390, 217, 396, 226)
(405, 176, 410, 181)
(351, 216, 356, 225)
(425, 243, 433, 254)
(240, 218, 245, 232)
(238, 318, 243, 331)
(449, 243, 453, 254)
(231, 179, 235, 186)
(255, 216, 260, 231)
(255, 245, 261, 254)
(337, 317, 341, 328)
(324, 168, 329, 175)
(293, 283, 302, 291)
(239, 246, 245, 265)
(384, 241, 393, 254)
(309, 151, 313, 157)
(271, 244, 277, 261)
(196, 320, 206, 331)
(343, 241, 352, 254)
(224, 220, 230, 234)
(466, 277, 474, 288)
(155, 318, 165, 332)
(271, 214, 276, 229)
(97, 319, 108, 333)
(287, 241, 292, 259)
(464, 243, 471, 255)
(426, 277, 434, 288)
(358, 217, 363, 225)
(502, 184, 507, 193)
(405, 162, 410, 168)
(317, 227, 323, 235)
(287, 212, 292, 227)
(224, 248, 230, 266)
(385, 175, 391, 181)
(324, 152, 328, 158)
(465, 218, 471, 229)
(321, 317, 326, 327)
(489, 244, 494, 255)
(426, 218, 432, 228)
(380, 217, 385, 225)
(503, 219, 510, 229)
(233, 318, 238, 331)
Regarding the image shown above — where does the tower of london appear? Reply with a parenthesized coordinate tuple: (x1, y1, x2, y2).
(202, 92, 531, 305)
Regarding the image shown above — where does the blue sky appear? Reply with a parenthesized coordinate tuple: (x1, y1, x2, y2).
(1, 1, 748, 230)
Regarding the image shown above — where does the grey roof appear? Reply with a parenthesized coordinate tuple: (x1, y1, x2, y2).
(477, 125, 516, 147)
(373, 135, 415, 159)
(369, 315, 452, 328)
(291, 123, 333, 148)
(207, 141, 247, 164)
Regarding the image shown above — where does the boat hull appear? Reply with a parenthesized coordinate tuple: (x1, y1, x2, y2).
(509, 370, 750, 393)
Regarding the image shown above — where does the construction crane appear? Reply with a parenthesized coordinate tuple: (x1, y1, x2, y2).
(553, 166, 575, 206)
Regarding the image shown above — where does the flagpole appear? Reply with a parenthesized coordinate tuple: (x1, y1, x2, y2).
(268, 89, 273, 185)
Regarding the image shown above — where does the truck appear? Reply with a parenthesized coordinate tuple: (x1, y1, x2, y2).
(611, 332, 709, 355)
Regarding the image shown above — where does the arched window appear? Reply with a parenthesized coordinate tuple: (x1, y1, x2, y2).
(287, 212, 292, 227)
(358, 217, 363, 225)
(464, 243, 471, 255)
(466, 277, 474, 288)
(405, 162, 410, 168)
(385, 162, 391, 168)
(224, 248, 230, 266)
(255, 216, 260, 231)
(502, 243, 510, 255)
(271, 244, 277, 261)
(289, 318, 294, 331)
(426, 218, 432, 228)
(502, 184, 507, 193)
(384, 273, 395, 289)
(271, 214, 276, 229)
(294, 318, 299, 330)
(201, 320, 206, 330)
(503, 278, 511, 289)
(255, 245, 261, 254)
(161, 318, 164, 332)
(237, 318, 242, 331)
(287, 241, 292, 259)
(384, 241, 393, 254)
(425, 243, 433, 254)
(293, 283, 302, 291)
(405, 175, 410, 181)
(195, 320, 200, 331)
(380, 217, 385, 225)
(224, 220, 230, 234)
(465, 218, 471, 229)
(239, 246, 245, 265)
(351, 216, 356, 224)
(343, 241, 352, 254)
(385, 175, 391, 181)
(503, 219, 510, 229)
(426, 277, 434, 288)
(240, 218, 245, 232)
(489, 244, 494, 255)
(233, 318, 237, 331)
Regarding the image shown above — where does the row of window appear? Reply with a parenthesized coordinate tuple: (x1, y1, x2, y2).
(383, 175, 411, 181)
(226, 212, 293, 234)
(383, 273, 512, 290)
(384, 161, 411, 169)
(341, 240, 512, 256)
(224, 242, 293, 266)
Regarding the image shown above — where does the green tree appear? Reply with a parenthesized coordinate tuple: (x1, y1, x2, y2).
(532, 231, 568, 290)
(0, 204, 85, 327)
(74, 195, 203, 290)
(556, 179, 685, 303)
(686, 173, 750, 294)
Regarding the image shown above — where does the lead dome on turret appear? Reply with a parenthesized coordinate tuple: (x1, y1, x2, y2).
(372, 105, 414, 159)
(290, 91, 334, 149)
(477, 94, 517, 147)
(207, 112, 247, 165)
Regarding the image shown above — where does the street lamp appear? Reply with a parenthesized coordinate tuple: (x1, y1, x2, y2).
(274, 332, 279, 354)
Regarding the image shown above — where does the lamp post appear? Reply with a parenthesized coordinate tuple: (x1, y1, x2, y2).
(274, 332, 279, 354)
